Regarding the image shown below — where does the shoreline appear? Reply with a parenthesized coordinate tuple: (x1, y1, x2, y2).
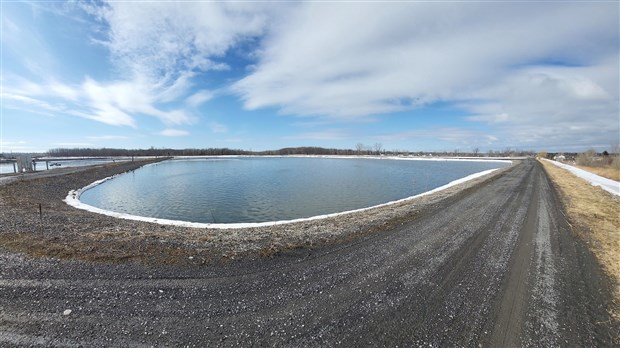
(0, 157, 517, 265)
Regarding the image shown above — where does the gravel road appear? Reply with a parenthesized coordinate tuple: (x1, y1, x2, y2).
(0, 159, 616, 346)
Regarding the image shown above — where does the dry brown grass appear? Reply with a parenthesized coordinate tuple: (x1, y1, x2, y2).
(575, 165, 620, 182)
(540, 160, 620, 319)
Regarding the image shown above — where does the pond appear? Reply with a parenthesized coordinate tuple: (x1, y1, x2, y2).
(79, 157, 510, 224)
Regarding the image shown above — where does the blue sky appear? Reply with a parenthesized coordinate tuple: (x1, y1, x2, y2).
(1, 1, 618, 154)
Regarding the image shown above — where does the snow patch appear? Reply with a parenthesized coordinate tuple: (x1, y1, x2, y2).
(542, 158, 620, 196)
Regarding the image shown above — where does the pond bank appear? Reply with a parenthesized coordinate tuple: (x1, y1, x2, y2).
(0, 157, 516, 265)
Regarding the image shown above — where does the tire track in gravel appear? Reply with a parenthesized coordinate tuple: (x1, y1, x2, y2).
(0, 159, 615, 347)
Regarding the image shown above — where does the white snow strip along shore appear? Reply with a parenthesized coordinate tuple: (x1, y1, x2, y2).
(542, 158, 620, 196)
(65, 157, 511, 229)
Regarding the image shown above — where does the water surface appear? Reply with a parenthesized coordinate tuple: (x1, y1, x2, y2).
(80, 157, 508, 224)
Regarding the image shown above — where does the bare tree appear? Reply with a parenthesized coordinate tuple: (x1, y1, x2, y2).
(356, 143, 365, 155)
(373, 143, 383, 155)
(472, 147, 479, 157)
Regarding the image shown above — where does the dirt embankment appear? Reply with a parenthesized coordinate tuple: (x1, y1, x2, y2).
(540, 159, 620, 321)
(0, 158, 513, 265)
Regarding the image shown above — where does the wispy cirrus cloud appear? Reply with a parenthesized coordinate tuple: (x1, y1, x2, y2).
(3, 75, 197, 128)
(186, 90, 215, 107)
(4, 2, 274, 130)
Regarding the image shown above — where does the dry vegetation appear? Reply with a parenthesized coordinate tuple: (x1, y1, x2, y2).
(575, 148, 620, 181)
(575, 165, 620, 182)
(540, 159, 620, 319)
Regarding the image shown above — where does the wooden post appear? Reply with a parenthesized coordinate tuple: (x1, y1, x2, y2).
(46, 161, 49, 170)
(39, 203, 42, 222)
(13, 162, 16, 173)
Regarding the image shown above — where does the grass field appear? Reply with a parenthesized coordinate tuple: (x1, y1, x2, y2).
(540, 159, 620, 320)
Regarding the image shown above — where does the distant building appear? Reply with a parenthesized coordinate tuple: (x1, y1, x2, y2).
(554, 154, 566, 162)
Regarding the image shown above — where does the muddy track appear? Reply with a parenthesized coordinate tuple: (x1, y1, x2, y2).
(0, 159, 616, 346)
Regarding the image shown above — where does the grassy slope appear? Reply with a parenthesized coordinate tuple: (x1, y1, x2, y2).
(540, 159, 619, 321)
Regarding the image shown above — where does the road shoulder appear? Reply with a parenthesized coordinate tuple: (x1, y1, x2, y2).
(540, 159, 620, 339)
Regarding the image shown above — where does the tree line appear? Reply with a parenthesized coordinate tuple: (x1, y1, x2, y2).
(42, 146, 536, 158)
(45, 147, 253, 157)
(44, 146, 356, 157)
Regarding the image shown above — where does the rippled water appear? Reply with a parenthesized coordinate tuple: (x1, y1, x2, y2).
(80, 157, 509, 224)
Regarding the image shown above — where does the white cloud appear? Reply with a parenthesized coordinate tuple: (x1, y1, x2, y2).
(96, 2, 273, 91)
(3, 75, 196, 128)
(3, 2, 266, 130)
(3, 2, 617, 151)
(463, 60, 619, 148)
(48, 82, 80, 101)
(232, 2, 618, 148)
(186, 90, 215, 107)
(1, 92, 63, 114)
(159, 129, 189, 137)
(2, 2, 283, 132)
(81, 77, 196, 126)
(466, 113, 509, 124)
(235, 3, 617, 112)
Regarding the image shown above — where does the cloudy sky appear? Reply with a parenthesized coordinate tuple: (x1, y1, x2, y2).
(1, 1, 618, 153)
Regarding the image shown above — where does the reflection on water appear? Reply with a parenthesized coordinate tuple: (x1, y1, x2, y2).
(80, 157, 509, 224)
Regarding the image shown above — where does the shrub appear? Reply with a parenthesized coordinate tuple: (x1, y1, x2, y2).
(576, 149, 597, 167)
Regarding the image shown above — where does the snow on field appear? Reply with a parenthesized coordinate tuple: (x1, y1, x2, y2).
(542, 159, 620, 196)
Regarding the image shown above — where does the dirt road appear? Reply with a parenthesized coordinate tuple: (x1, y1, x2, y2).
(0, 159, 616, 346)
